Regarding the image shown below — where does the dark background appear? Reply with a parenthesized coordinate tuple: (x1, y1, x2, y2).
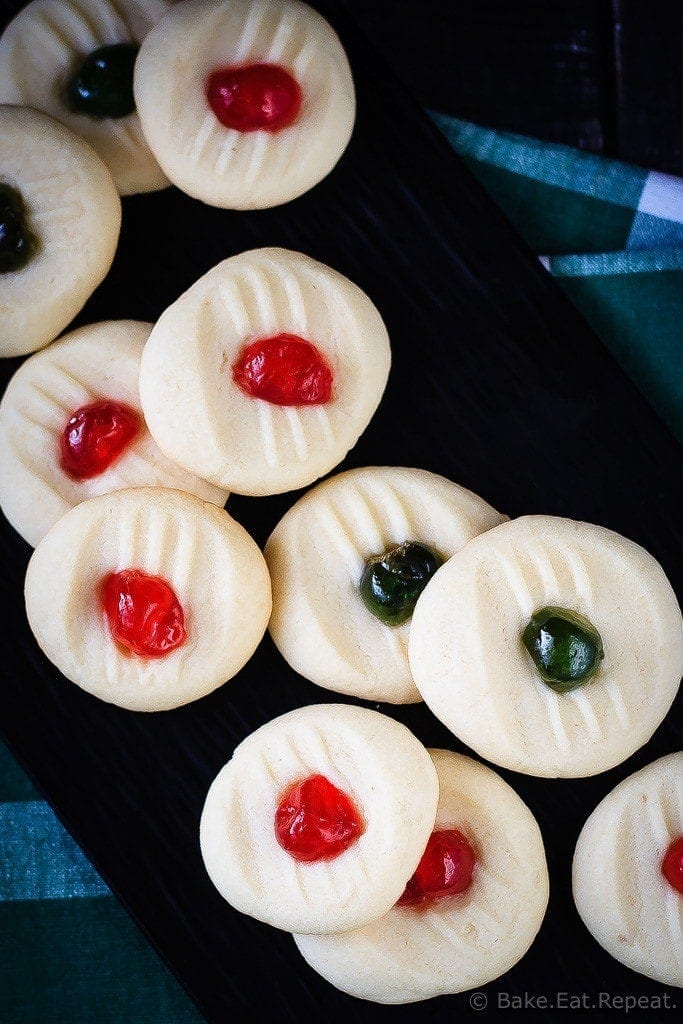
(1, 1, 682, 1023)
(345, 0, 683, 174)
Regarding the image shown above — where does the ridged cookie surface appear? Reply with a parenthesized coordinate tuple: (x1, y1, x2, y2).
(409, 516, 682, 777)
(139, 248, 390, 495)
(0, 105, 120, 356)
(134, 0, 354, 207)
(266, 467, 505, 702)
(0, 321, 228, 546)
(0, 0, 171, 194)
(573, 752, 683, 987)
(24, 486, 271, 710)
(199, 704, 439, 933)
(294, 749, 549, 1003)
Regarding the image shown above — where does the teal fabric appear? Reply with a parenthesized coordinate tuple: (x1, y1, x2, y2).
(432, 114, 683, 443)
(2, 119, 682, 1022)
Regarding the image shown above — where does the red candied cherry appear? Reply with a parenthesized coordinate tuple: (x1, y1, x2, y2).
(206, 64, 302, 132)
(397, 828, 476, 906)
(662, 835, 683, 894)
(101, 569, 186, 658)
(232, 333, 333, 406)
(60, 400, 140, 480)
(275, 774, 364, 862)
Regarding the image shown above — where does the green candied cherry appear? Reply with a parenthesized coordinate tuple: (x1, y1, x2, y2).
(66, 43, 139, 119)
(522, 606, 604, 693)
(359, 542, 443, 627)
(0, 183, 38, 273)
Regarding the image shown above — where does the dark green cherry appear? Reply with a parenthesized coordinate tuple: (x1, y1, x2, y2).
(522, 606, 604, 693)
(66, 43, 138, 119)
(359, 542, 443, 627)
(0, 183, 38, 273)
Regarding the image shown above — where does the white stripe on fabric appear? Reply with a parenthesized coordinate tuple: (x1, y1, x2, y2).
(637, 171, 683, 222)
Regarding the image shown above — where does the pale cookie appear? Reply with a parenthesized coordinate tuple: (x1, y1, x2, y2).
(134, 0, 354, 208)
(139, 248, 391, 495)
(265, 467, 506, 703)
(199, 704, 439, 933)
(0, 0, 171, 194)
(0, 105, 121, 357)
(573, 752, 683, 987)
(0, 321, 229, 547)
(24, 487, 271, 711)
(295, 749, 549, 1003)
(409, 516, 683, 778)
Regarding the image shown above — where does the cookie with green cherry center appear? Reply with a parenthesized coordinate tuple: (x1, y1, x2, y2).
(0, 0, 172, 195)
(408, 515, 682, 778)
(265, 466, 506, 703)
(0, 105, 121, 357)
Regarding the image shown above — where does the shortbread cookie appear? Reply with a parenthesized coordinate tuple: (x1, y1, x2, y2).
(139, 248, 391, 495)
(24, 487, 271, 710)
(199, 704, 439, 933)
(409, 516, 683, 778)
(0, 0, 171, 194)
(573, 752, 683, 987)
(134, 0, 354, 208)
(294, 748, 549, 1003)
(265, 467, 506, 703)
(0, 105, 120, 357)
(0, 321, 227, 547)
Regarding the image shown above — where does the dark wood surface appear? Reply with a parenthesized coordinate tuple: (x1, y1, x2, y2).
(1, 1, 682, 1022)
(345, 0, 683, 174)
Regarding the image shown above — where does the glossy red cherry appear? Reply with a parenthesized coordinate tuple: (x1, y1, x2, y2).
(397, 828, 476, 906)
(661, 835, 683, 894)
(101, 569, 186, 658)
(232, 333, 333, 405)
(275, 774, 364, 862)
(206, 64, 302, 132)
(60, 400, 140, 480)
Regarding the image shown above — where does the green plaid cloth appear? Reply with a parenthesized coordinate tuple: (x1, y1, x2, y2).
(2, 121, 682, 1024)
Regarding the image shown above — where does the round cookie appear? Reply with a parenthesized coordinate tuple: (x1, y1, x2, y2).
(265, 467, 506, 703)
(294, 748, 549, 1003)
(134, 0, 354, 209)
(409, 516, 683, 778)
(572, 752, 683, 987)
(0, 0, 171, 194)
(24, 486, 271, 710)
(199, 704, 439, 933)
(0, 105, 121, 357)
(139, 248, 391, 495)
(0, 321, 229, 547)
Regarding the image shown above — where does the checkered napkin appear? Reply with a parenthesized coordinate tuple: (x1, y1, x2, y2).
(2, 122, 682, 1023)
(433, 114, 683, 443)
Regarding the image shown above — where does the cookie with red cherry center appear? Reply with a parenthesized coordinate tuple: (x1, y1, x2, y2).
(134, 0, 355, 208)
(24, 486, 271, 711)
(0, 320, 228, 547)
(294, 748, 549, 1003)
(139, 247, 391, 496)
(199, 704, 439, 933)
(573, 752, 683, 987)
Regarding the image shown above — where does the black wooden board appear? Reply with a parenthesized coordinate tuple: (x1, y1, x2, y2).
(347, 0, 683, 175)
(1, 1, 682, 1021)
